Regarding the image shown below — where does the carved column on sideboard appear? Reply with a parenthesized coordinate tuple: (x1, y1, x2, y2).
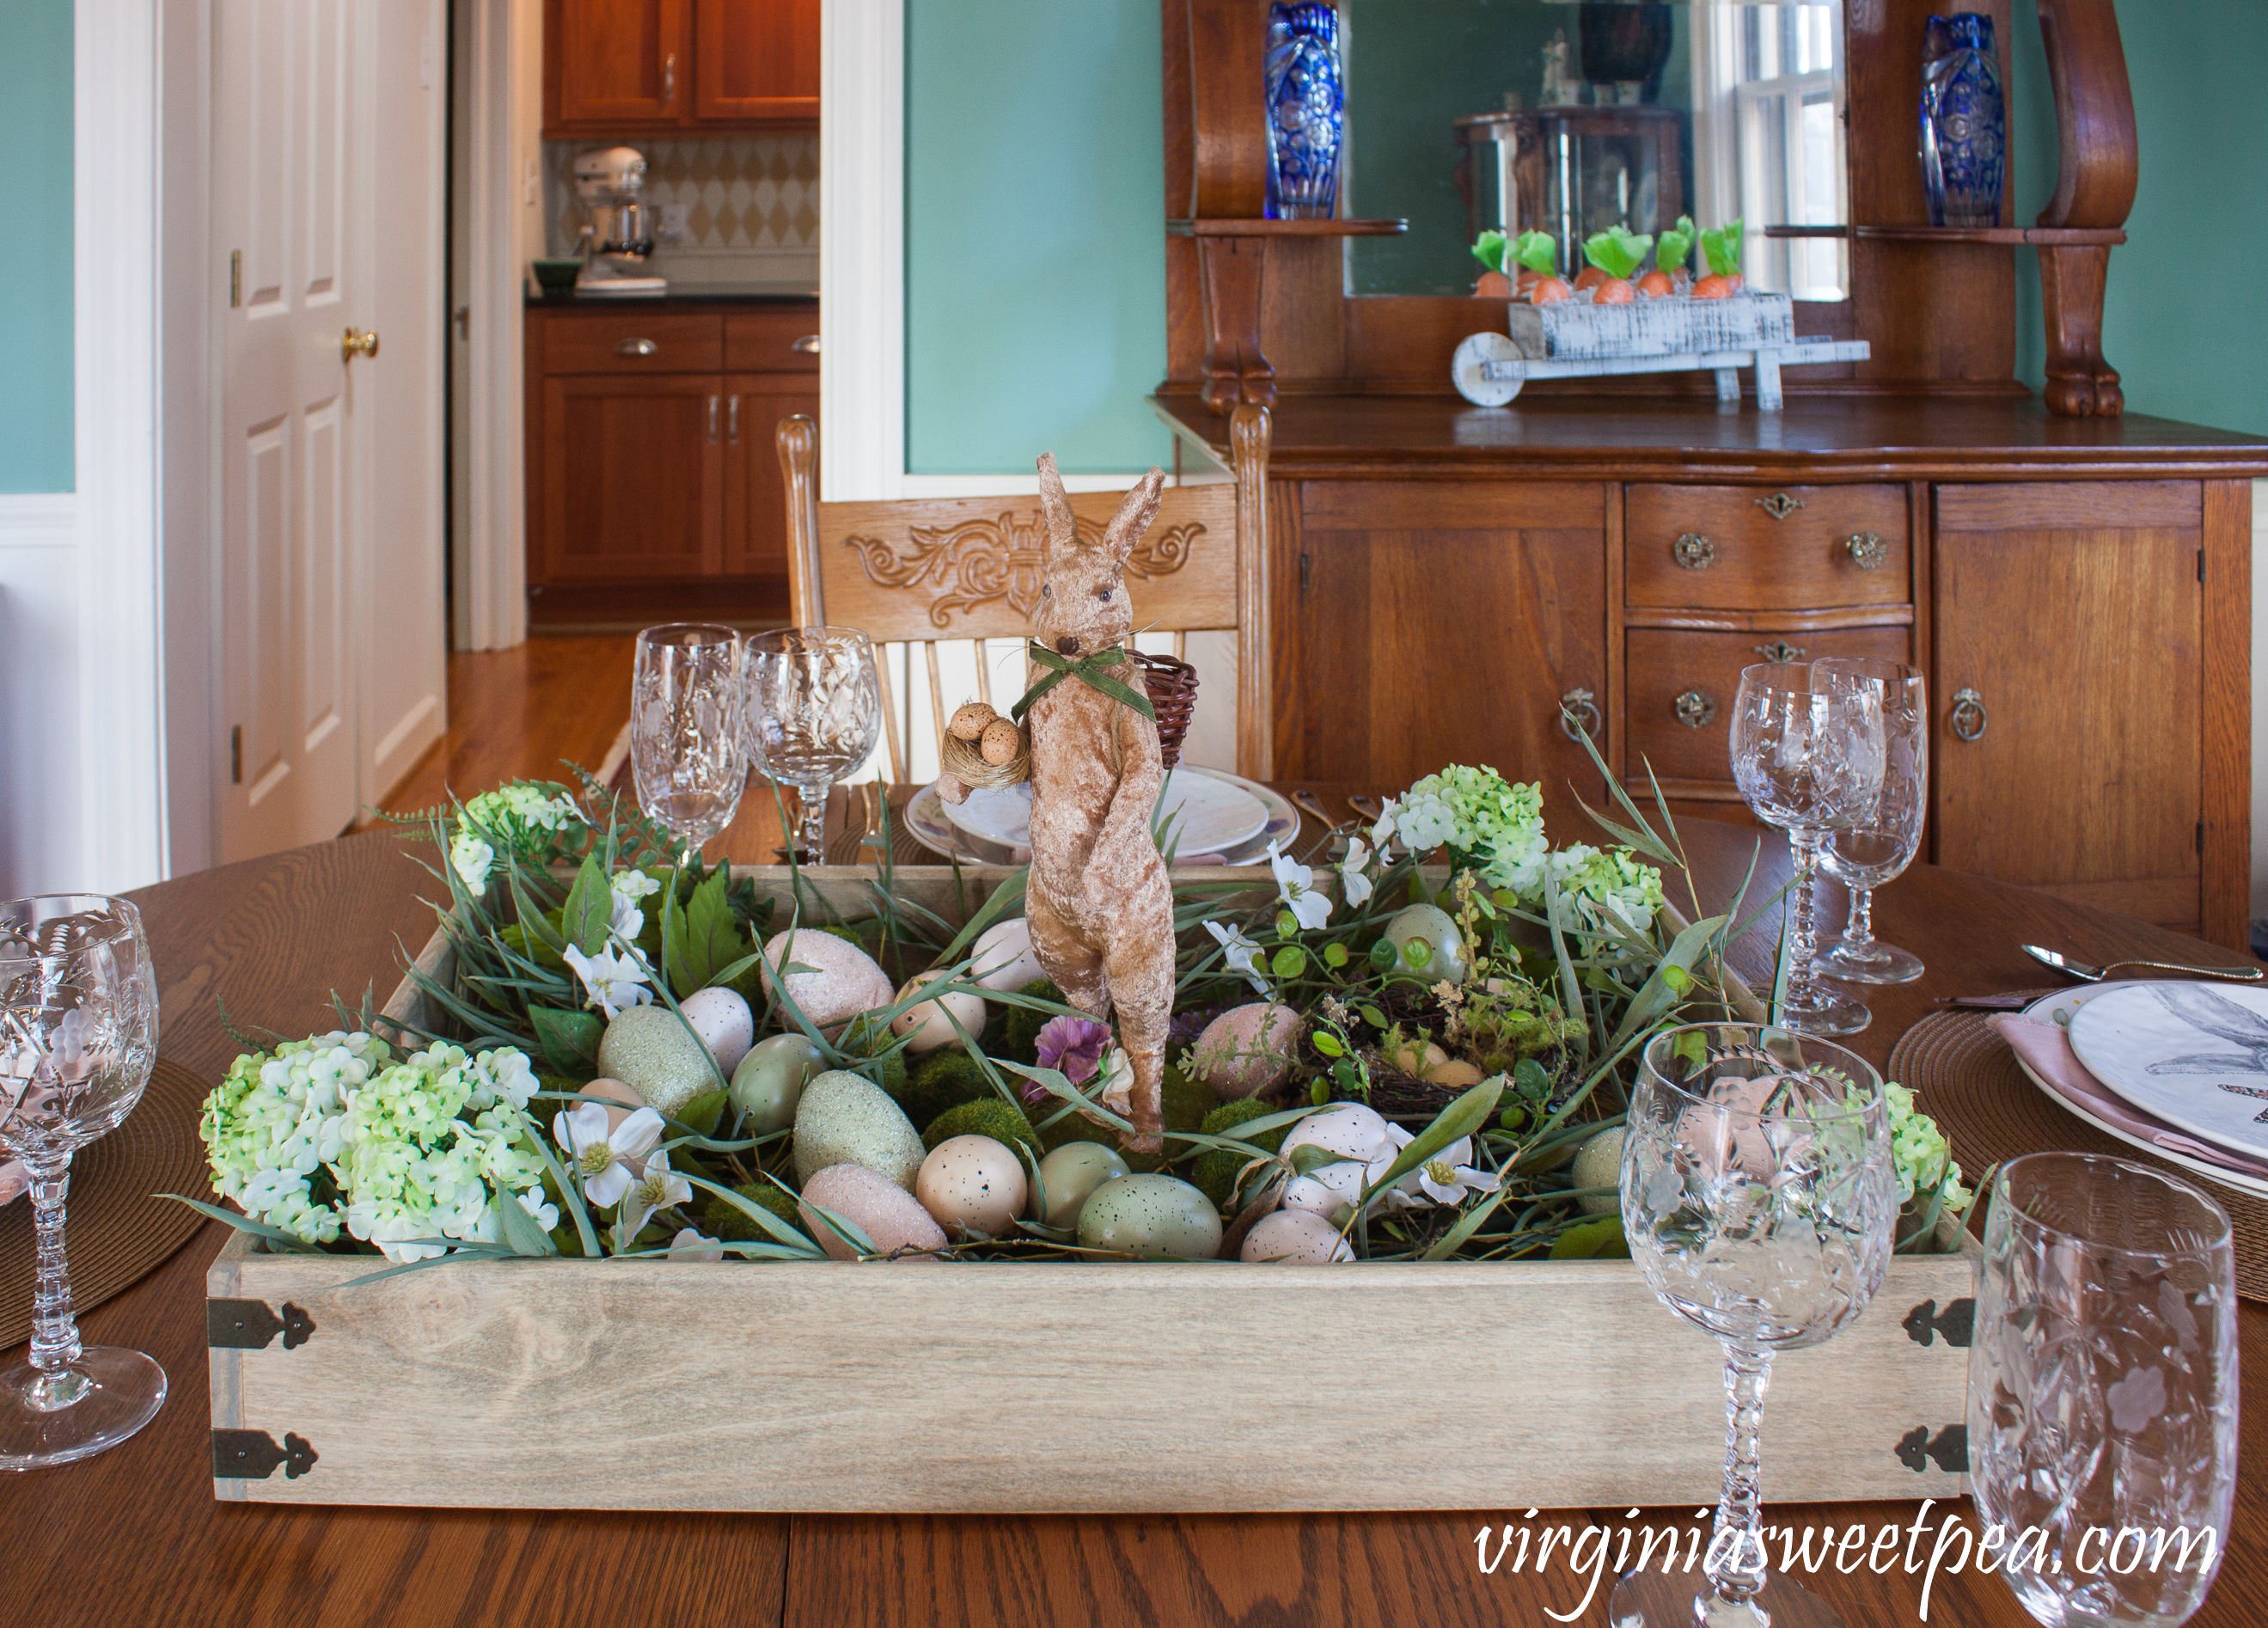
(2035, 0, 2138, 418)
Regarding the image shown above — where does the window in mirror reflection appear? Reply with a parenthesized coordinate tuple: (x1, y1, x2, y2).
(1341, 0, 1847, 301)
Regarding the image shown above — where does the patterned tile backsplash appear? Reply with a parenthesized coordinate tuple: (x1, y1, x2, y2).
(543, 132, 819, 289)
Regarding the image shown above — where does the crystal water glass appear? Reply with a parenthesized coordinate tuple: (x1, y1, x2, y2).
(1614, 1023, 1896, 1628)
(1970, 1154, 2237, 1627)
(1729, 662, 1886, 1036)
(0, 895, 168, 1469)
(632, 623, 749, 862)
(1813, 658, 1928, 985)
(743, 627, 884, 863)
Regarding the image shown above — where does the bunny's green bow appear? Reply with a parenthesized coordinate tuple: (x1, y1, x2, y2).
(1012, 643, 1157, 724)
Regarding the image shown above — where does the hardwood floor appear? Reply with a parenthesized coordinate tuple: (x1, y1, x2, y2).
(364, 634, 636, 825)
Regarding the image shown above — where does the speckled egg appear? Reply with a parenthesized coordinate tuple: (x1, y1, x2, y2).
(968, 917, 1045, 994)
(1572, 1125, 1627, 1215)
(792, 1069, 928, 1190)
(729, 1032, 825, 1133)
(889, 970, 987, 1055)
(799, 1163, 947, 1262)
(596, 1005, 719, 1121)
(1279, 1103, 1399, 1216)
(760, 928, 895, 1029)
(1386, 903, 1468, 984)
(1189, 1002, 1303, 1100)
(914, 1135, 1029, 1239)
(1076, 1174, 1223, 1261)
(677, 986, 755, 1074)
(1034, 1141, 1132, 1227)
(1240, 1208, 1355, 1264)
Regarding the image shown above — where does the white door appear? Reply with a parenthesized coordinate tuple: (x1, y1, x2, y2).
(214, 0, 445, 862)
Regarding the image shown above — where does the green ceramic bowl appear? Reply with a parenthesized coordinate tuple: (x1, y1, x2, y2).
(531, 257, 584, 294)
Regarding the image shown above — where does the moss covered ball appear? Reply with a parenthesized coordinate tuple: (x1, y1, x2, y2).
(1001, 980, 1066, 1063)
(923, 1096, 1041, 1160)
(899, 1048, 992, 1130)
(700, 1180, 804, 1242)
(1191, 1097, 1290, 1211)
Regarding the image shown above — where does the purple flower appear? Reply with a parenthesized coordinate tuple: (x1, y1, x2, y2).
(1031, 1014, 1113, 1101)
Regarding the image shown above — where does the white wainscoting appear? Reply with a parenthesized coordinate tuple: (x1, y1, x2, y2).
(0, 496, 85, 894)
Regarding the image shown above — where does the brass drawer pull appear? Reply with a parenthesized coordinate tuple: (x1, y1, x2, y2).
(1845, 531, 1889, 569)
(1950, 688, 1988, 742)
(792, 334, 821, 354)
(1559, 688, 1601, 742)
(614, 337, 659, 358)
(1672, 531, 1715, 570)
(1753, 640, 1805, 663)
(1673, 689, 1717, 730)
(1755, 492, 1804, 520)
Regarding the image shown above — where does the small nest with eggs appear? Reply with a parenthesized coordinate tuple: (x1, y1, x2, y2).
(938, 716, 1031, 789)
(1270, 978, 1579, 1122)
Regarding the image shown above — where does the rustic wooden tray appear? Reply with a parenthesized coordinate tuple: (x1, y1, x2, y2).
(206, 864, 1978, 1511)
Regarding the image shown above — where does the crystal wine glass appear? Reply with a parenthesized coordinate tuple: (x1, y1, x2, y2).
(1729, 662, 1886, 1036)
(1812, 658, 1928, 985)
(631, 623, 749, 864)
(0, 895, 168, 1469)
(743, 627, 884, 863)
(1970, 1154, 2237, 1627)
(1614, 1023, 1897, 1628)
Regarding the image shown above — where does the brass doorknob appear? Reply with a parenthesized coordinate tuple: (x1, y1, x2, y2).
(341, 327, 380, 362)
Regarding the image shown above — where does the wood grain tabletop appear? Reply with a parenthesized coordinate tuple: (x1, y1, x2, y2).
(2, 793, 2259, 1628)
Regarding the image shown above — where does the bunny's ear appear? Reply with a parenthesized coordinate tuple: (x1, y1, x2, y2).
(1036, 452, 1078, 560)
(1100, 468, 1166, 565)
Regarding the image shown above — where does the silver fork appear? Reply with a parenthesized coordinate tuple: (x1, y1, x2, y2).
(2021, 945, 2265, 984)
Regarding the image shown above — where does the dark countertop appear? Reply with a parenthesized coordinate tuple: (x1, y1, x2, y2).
(1152, 389, 2268, 480)
(529, 287, 818, 309)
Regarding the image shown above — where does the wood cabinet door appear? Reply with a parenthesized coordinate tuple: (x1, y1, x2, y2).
(1934, 482, 2206, 933)
(695, 0, 819, 122)
(538, 374, 723, 583)
(1283, 482, 1608, 836)
(722, 376, 817, 577)
(550, 0, 690, 127)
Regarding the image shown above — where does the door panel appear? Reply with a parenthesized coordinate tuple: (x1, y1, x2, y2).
(695, 0, 820, 121)
(1934, 486, 2204, 931)
(1285, 481, 1607, 838)
(723, 376, 817, 576)
(540, 375, 724, 581)
(553, 0, 688, 125)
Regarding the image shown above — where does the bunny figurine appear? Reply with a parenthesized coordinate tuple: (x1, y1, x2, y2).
(1008, 453, 1177, 1152)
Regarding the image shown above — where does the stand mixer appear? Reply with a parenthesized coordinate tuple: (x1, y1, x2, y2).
(572, 146, 667, 297)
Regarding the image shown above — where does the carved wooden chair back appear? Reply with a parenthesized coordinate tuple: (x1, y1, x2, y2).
(774, 407, 1273, 784)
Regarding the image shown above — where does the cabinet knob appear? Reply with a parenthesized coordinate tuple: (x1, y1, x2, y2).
(1845, 531, 1889, 570)
(792, 334, 821, 355)
(1754, 492, 1805, 521)
(1673, 689, 1718, 730)
(1752, 640, 1805, 664)
(613, 337, 658, 358)
(1949, 687, 1988, 742)
(1672, 531, 1715, 570)
(1559, 688, 1601, 743)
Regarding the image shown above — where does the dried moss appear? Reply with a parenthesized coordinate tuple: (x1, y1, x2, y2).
(1191, 1097, 1289, 1211)
(923, 1097, 1042, 1160)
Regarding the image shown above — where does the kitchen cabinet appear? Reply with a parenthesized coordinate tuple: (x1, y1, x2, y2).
(525, 301, 817, 627)
(545, 0, 817, 135)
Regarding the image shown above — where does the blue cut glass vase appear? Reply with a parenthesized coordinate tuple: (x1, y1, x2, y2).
(1264, 3, 1343, 221)
(1919, 14, 2004, 228)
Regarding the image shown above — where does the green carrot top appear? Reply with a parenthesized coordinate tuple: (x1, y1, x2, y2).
(1654, 215, 1696, 279)
(1699, 217, 1745, 278)
(1581, 226, 1654, 282)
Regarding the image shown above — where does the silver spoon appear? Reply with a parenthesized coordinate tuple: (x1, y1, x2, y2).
(2021, 945, 2265, 984)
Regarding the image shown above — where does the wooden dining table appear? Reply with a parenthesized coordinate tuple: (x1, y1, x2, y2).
(6, 784, 2262, 1628)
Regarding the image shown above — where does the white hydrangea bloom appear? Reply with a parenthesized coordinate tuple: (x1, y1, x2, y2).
(1381, 765, 1548, 894)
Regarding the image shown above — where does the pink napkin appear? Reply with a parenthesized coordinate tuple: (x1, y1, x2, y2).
(1990, 1013, 2268, 1182)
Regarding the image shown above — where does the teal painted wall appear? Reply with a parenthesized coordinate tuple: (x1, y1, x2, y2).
(903, 0, 1170, 474)
(0, 0, 72, 493)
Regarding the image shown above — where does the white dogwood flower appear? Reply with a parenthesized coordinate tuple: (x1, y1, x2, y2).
(1337, 837, 1375, 909)
(1203, 920, 1272, 995)
(615, 1148, 694, 1248)
(669, 1227, 724, 1262)
(1268, 842, 1333, 931)
(552, 1101, 663, 1208)
(562, 942, 654, 1019)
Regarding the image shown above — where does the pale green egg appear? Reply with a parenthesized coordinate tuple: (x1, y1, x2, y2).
(1572, 1124, 1627, 1215)
(1076, 1173, 1223, 1261)
(792, 1070, 927, 1190)
(596, 1005, 718, 1120)
(1035, 1141, 1133, 1228)
(731, 1032, 827, 1134)
(1386, 902, 1468, 984)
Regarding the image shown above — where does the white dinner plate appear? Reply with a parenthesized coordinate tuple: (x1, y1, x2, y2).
(2011, 985, 2268, 1200)
(2066, 981, 2268, 1163)
(907, 769, 1297, 868)
(940, 768, 1268, 855)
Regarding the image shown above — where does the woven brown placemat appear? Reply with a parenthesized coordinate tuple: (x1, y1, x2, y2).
(0, 1057, 214, 1350)
(1890, 1005, 2268, 1303)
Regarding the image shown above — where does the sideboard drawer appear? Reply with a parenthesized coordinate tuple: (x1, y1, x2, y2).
(1623, 626, 1914, 784)
(725, 309, 822, 372)
(1625, 485, 1910, 610)
(541, 313, 725, 375)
